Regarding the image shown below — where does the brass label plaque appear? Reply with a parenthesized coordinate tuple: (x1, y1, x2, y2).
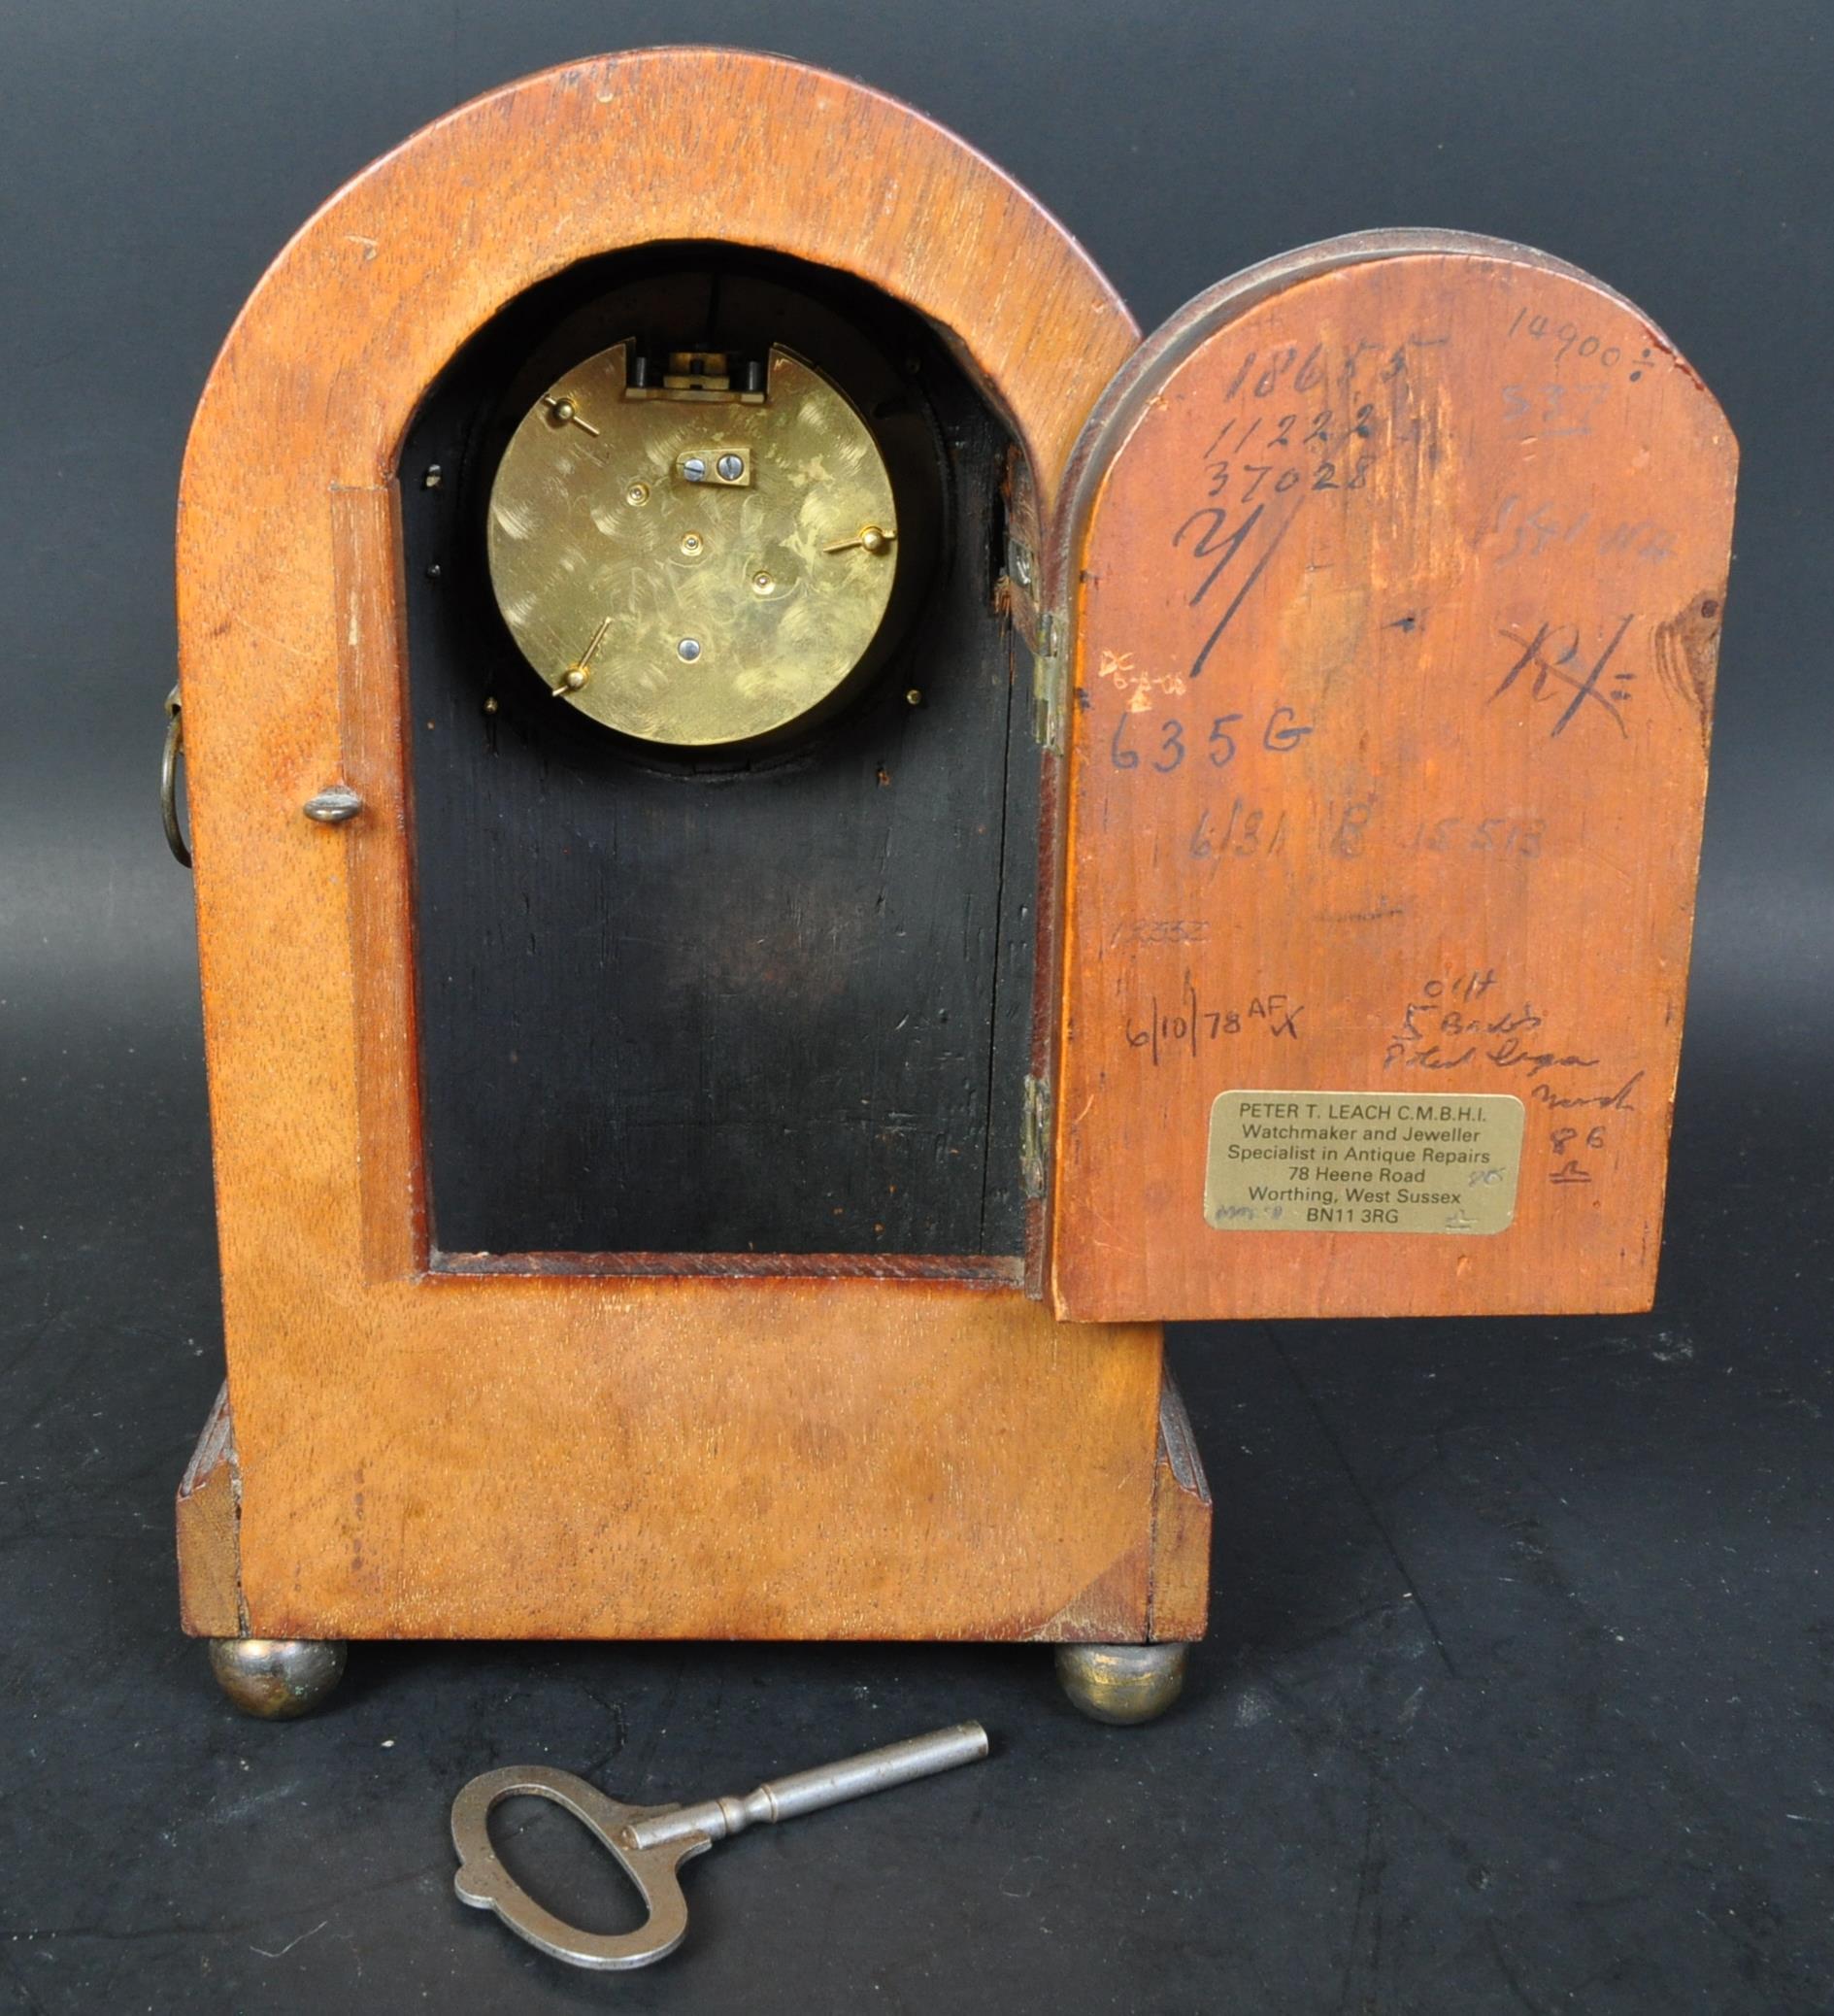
(1204, 1092, 1524, 1234)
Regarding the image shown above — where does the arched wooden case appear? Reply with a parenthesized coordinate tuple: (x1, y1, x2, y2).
(174, 50, 1207, 1652)
(175, 54, 1732, 1671)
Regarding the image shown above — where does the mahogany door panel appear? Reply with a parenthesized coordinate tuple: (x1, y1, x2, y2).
(1049, 232, 1735, 1323)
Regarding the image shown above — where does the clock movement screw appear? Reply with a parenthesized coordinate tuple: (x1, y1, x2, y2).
(717, 454, 746, 482)
(677, 638, 702, 662)
(682, 455, 708, 482)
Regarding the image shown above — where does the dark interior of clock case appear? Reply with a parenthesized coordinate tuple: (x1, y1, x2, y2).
(398, 245, 1037, 1261)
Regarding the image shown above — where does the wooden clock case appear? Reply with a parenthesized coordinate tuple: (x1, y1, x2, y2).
(173, 48, 1208, 1722)
(171, 49, 1733, 1723)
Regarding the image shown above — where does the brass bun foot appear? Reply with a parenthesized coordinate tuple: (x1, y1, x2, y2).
(208, 1637, 348, 1719)
(1054, 1642, 1189, 1726)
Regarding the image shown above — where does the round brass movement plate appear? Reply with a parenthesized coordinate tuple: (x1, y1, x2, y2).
(487, 343, 898, 748)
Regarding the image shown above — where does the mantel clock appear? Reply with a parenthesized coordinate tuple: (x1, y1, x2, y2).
(165, 49, 1735, 1724)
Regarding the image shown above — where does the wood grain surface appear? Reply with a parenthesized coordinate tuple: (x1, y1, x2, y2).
(174, 1384, 242, 1637)
(1048, 233, 1736, 1322)
(180, 1278, 1188, 1643)
(172, 51, 1209, 1641)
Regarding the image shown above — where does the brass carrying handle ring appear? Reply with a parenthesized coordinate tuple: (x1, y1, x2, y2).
(161, 686, 191, 868)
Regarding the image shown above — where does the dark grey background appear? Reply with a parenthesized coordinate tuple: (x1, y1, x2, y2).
(4, 3, 1830, 2011)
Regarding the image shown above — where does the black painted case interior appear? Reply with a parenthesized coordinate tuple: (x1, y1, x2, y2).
(399, 246, 1037, 1260)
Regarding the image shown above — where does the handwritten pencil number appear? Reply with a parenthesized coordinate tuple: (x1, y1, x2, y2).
(1111, 705, 1312, 773)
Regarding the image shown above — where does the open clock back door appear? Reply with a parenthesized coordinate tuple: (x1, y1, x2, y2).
(1047, 231, 1736, 1324)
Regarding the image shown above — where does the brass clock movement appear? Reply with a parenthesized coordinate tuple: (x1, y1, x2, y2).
(167, 49, 1733, 1730)
(488, 341, 899, 747)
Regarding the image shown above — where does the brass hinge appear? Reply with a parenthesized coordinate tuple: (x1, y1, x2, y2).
(1019, 1073, 1051, 1200)
(1031, 609, 1067, 754)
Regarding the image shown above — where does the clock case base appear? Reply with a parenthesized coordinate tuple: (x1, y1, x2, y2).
(177, 1361, 1211, 1663)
